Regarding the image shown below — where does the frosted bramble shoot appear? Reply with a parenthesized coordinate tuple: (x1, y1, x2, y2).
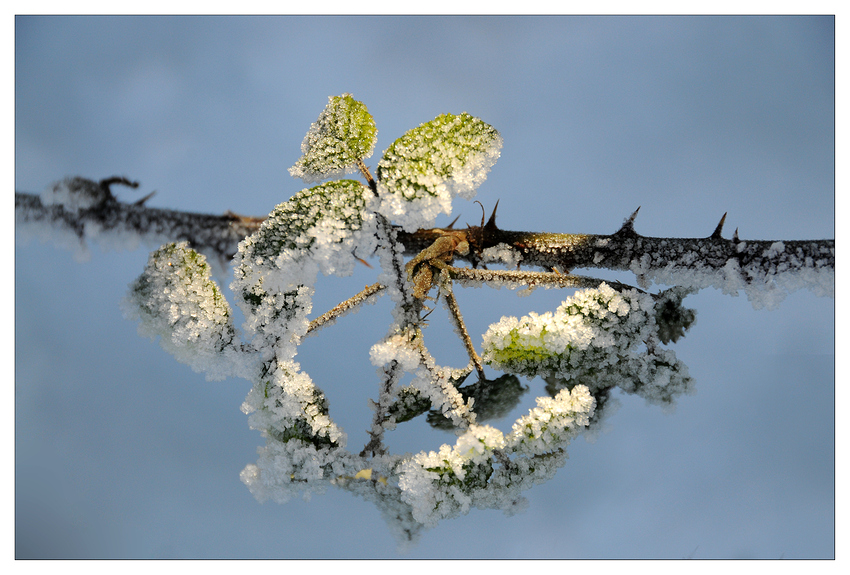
(16, 93, 833, 548)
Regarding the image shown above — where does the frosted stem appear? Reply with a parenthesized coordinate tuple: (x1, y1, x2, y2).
(437, 267, 486, 380)
(306, 282, 386, 336)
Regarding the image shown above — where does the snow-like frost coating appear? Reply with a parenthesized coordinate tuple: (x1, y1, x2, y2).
(231, 180, 377, 357)
(370, 333, 421, 372)
(375, 112, 502, 232)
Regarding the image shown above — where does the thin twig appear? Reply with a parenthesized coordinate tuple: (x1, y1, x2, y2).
(306, 282, 386, 336)
(437, 267, 486, 380)
(444, 265, 639, 293)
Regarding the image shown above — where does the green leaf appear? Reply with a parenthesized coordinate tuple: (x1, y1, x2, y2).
(288, 93, 377, 183)
(375, 112, 502, 231)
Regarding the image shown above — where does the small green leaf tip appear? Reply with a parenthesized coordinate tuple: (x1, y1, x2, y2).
(289, 94, 377, 183)
(375, 112, 502, 231)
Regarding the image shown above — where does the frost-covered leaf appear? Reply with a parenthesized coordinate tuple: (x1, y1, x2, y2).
(233, 179, 375, 297)
(241, 441, 358, 505)
(375, 112, 502, 231)
(482, 284, 655, 377)
(481, 284, 695, 409)
(288, 93, 377, 183)
(398, 424, 505, 527)
(242, 359, 347, 449)
(124, 242, 237, 380)
(397, 385, 595, 528)
(239, 359, 352, 501)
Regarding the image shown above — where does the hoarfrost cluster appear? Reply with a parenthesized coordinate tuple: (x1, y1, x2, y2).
(123, 242, 240, 380)
(482, 283, 695, 413)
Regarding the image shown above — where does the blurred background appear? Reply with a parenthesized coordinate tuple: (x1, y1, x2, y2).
(15, 15, 834, 558)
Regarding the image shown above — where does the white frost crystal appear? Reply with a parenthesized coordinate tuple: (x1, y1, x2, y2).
(375, 112, 502, 231)
(505, 386, 595, 456)
(124, 242, 238, 380)
(289, 93, 378, 183)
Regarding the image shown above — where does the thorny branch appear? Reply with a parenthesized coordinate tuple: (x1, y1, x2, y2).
(15, 178, 261, 266)
(17, 179, 834, 285)
(399, 204, 835, 288)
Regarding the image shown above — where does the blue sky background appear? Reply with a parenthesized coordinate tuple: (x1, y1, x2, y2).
(15, 16, 835, 558)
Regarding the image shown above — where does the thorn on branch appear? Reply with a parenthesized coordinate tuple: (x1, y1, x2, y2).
(710, 212, 727, 239)
(132, 191, 157, 206)
(484, 199, 500, 234)
(616, 207, 641, 236)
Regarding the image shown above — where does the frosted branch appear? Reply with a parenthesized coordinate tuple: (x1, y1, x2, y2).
(16, 178, 260, 265)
